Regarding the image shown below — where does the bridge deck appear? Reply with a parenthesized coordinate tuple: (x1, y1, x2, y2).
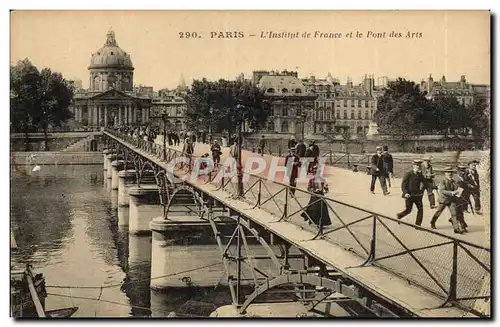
(181, 142, 486, 244)
(106, 132, 488, 317)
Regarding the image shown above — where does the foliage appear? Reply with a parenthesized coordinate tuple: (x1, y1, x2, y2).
(184, 79, 269, 135)
(465, 100, 490, 146)
(425, 94, 469, 136)
(374, 78, 429, 138)
(10, 59, 74, 140)
(375, 77, 490, 149)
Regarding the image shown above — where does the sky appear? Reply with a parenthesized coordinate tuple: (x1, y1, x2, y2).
(10, 10, 490, 90)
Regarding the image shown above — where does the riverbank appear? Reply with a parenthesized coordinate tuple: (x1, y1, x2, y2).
(11, 152, 103, 165)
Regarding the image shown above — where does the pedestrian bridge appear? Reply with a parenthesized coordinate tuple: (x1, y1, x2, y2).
(102, 129, 490, 318)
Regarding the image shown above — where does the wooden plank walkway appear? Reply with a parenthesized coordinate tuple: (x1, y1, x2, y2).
(106, 132, 485, 317)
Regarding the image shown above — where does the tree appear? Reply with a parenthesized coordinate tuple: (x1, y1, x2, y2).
(427, 94, 469, 137)
(465, 100, 489, 148)
(184, 79, 269, 137)
(374, 78, 430, 151)
(36, 68, 74, 149)
(356, 130, 367, 153)
(10, 59, 74, 150)
(10, 59, 40, 150)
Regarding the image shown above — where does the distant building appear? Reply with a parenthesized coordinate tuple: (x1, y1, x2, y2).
(70, 79, 83, 90)
(302, 74, 378, 135)
(420, 74, 490, 107)
(150, 87, 187, 131)
(256, 70, 316, 138)
(133, 85, 154, 97)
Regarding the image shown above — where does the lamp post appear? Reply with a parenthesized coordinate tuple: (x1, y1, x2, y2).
(236, 104, 245, 198)
(161, 108, 168, 160)
(299, 111, 307, 141)
(209, 107, 213, 138)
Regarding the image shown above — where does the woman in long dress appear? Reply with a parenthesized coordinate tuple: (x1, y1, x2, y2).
(301, 178, 332, 228)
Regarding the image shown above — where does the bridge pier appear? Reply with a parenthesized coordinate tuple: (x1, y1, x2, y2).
(128, 186, 161, 235)
(105, 154, 116, 180)
(117, 206, 129, 226)
(118, 170, 137, 207)
(111, 160, 125, 190)
(103, 149, 110, 172)
(149, 216, 226, 290)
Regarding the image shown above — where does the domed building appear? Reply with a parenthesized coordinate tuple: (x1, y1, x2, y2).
(70, 30, 151, 128)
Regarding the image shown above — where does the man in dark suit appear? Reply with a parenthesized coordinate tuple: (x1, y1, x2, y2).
(296, 139, 307, 158)
(430, 167, 466, 233)
(370, 146, 389, 195)
(467, 160, 481, 214)
(258, 136, 266, 156)
(382, 145, 394, 187)
(288, 136, 297, 150)
(396, 160, 425, 226)
(285, 148, 301, 196)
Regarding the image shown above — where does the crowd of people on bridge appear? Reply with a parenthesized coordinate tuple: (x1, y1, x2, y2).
(365, 144, 482, 234)
(111, 124, 483, 235)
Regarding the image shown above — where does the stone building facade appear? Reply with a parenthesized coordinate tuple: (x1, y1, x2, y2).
(301, 74, 378, 135)
(255, 70, 317, 139)
(70, 30, 151, 128)
(419, 74, 490, 106)
(149, 88, 188, 131)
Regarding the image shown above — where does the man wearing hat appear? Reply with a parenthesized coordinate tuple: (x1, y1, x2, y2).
(467, 160, 481, 214)
(288, 136, 297, 150)
(421, 157, 437, 209)
(455, 164, 474, 218)
(381, 145, 394, 187)
(295, 139, 307, 158)
(370, 146, 389, 195)
(285, 147, 301, 196)
(430, 166, 467, 233)
(396, 160, 425, 226)
(210, 139, 222, 165)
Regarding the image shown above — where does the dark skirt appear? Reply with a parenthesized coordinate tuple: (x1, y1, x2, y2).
(301, 191, 332, 226)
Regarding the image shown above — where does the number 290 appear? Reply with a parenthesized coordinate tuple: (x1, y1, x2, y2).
(179, 32, 199, 38)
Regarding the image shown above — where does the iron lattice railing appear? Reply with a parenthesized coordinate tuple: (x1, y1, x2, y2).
(104, 128, 490, 316)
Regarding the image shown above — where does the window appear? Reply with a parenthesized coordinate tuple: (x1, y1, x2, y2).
(282, 88, 288, 93)
(295, 88, 302, 94)
(351, 100, 354, 107)
(267, 121, 275, 131)
(351, 111, 355, 119)
(336, 101, 340, 107)
(319, 111, 324, 120)
(175, 120, 182, 130)
(267, 88, 275, 93)
(110, 51, 114, 55)
(283, 108, 288, 116)
(176, 107, 183, 116)
(281, 120, 289, 133)
(343, 110, 348, 119)
(358, 110, 362, 119)
(343, 99, 347, 106)
(371, 110, 374, 119)
(365, 111, 369, 119)
(336, 110, 340, 119)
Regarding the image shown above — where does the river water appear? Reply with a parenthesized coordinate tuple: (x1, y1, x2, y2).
(10, 164, 233, 317)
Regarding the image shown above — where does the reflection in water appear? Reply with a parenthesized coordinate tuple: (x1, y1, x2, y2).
(124, 235, 152, 317)
(10, 164, 235, 317)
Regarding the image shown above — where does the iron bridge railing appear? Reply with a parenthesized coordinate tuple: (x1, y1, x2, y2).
(104, 128, 490, 316)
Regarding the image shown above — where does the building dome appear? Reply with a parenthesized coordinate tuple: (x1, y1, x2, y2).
(88, 30, 134, 70)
